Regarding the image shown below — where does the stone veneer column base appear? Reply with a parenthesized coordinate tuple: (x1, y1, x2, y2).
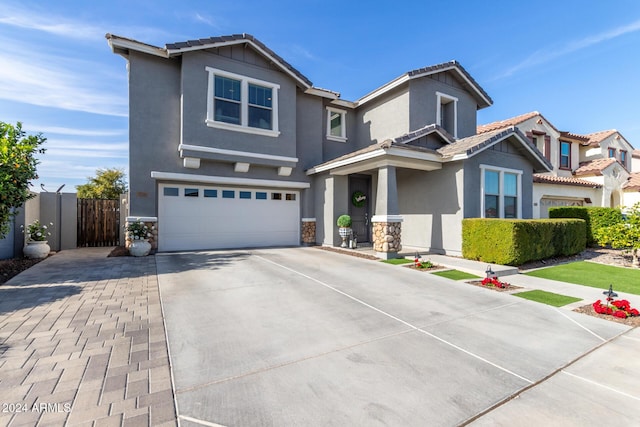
(301, 218, 316, 246)
(372, 218, 402, 259)
(125, 216, 158, 251)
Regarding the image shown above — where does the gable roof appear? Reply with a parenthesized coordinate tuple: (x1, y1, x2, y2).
(357, 60, 492, 109)
(623, 173, 640, 191)
(533, 174, 602, 188)
(573, 158, 617, 176)
(437, 127, 552, 172)
(106, 33, 314, 89)
(392, 124, 455, 145)
(477, 111, 546, 134)
(582, 130, 618, 147)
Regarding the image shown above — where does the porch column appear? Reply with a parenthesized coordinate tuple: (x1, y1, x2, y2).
(372, 165, 403, 259)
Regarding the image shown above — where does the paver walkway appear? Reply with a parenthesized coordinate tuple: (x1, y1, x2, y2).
(0, 248, 176, 427)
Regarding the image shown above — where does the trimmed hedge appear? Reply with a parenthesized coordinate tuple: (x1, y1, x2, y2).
(462, 218, 586, 266)
(549, 207, 623, 246)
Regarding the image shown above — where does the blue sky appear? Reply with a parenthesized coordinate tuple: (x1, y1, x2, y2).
(1, 0, 639, 192)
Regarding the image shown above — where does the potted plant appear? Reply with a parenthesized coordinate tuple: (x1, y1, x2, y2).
(21, 220, 53, 259)
(337, 214, 352, 248)
(126, 219, 152, 256)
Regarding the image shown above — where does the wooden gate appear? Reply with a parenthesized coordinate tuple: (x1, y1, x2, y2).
(77, 199, 120, 247)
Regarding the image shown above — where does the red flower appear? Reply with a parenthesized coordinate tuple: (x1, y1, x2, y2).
(613, 310, 628, 319)
(630, 308, 639, 316)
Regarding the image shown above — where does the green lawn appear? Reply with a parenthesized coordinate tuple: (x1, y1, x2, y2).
(513, 290, 582, 307)
(432, 270, 481, 280)
(525, 261, 640, 295)
(381, 258, 413, 265)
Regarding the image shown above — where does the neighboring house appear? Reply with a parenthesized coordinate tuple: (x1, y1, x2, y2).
(108, 33, 550, 257)
(478, 112, 636, 218)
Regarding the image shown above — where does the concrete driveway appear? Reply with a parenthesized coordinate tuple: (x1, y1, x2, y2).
(156, 247, 637, 426)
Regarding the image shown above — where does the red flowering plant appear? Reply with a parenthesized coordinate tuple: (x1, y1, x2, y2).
(481, 277, 510, 289)
(413, 256, 433, 270)
(593, 299, 640, 319)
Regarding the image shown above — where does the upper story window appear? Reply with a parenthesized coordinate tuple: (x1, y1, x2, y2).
(620, 150, 628, 168)
(206, 67, 280, 137)
(608, 147, 617, 158)
(436, 92, 458, 138)
(481, 165, 522, 219)
(560, 141, 571, 169)
(527, 131, 551, 162)
(326, 107, 347, 142)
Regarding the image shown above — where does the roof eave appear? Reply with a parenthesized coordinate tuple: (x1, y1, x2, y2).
(106, 33, 168, 59)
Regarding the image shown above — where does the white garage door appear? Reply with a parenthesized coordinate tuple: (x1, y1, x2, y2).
(158, 184, 300, 251)
(540, 198, 584, 218)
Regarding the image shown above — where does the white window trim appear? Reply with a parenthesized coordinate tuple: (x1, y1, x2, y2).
(436, 91, 458, 139)
(326, 106, 347, 142)
(480, 164, 523, 219)
(205, 67, 280, 137)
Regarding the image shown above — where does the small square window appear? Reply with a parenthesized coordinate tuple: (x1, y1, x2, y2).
(185, 188, 199, 197)
(285, 193, 296, 201)
(272, 193, 282, 200)
(256, 192, 267, 200)
(204, 189, 217, 198)
(239, 191, 251, 199)
(222, 190, 235, 199)
(163, 187, 179, 197)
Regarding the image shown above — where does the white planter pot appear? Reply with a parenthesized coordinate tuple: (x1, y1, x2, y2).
(338, 227, 352, 248)
(129, 239, 151, 257)
(24, 240, 50, 259)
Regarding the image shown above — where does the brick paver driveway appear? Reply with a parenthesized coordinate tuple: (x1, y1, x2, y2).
(0, 248, 176, 426)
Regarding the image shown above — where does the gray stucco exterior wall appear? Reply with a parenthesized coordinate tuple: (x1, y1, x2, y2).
(463, 140, 535, 219)
(128, 51, 182, 217)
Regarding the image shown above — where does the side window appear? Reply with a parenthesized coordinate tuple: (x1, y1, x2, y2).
(436, 92, 458, 138)
(326, 107, 347, 142)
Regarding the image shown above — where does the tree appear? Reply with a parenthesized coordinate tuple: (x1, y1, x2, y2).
(0, 121, 46, 239)
(595, 202, 640, 267)
(76, 168, 128, 199)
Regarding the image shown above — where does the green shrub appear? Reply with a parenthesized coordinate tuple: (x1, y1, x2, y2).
(336, 214, 352, 227)
(462, 218, 586, 266)
(549, 206, 622, 246)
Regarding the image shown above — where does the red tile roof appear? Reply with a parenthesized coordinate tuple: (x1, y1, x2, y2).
(623, 173, 640, 191)
(633, 149, 640, 159)
(582, 130, 617, 147)
(533, 174, 602, 188)
(477, 111, 541, 134)
(573, 158, 617, 176)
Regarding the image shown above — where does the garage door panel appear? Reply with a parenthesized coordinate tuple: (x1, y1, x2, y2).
(158, 184, 300, 251)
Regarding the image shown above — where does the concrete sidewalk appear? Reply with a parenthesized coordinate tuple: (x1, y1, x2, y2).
(0, 248, 176, 427)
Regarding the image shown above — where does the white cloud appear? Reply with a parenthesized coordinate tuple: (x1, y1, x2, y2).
(0, 37, 128, 117)
(193, 13, 218, 28)
(494, 18, 640, 80)
(23, 125, 126, 137)
(0, 5, 104, 40)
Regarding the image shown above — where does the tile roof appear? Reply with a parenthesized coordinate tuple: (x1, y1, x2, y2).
(477, 111, 542, 134)
(407, 61, 493, 107)
(573, 158, 617, 176)
(392, 124, 455, 145)
(441, 126, 552, 171)
(533, 174, 602, 188)
(559, 131, 590, 143)
(582, 130, 617, 147)
(164, 34, 313, 87)
(623, 173, 640, 191)
(633, 149, 640, 159)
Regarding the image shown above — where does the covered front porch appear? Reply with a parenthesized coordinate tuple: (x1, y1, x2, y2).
(307, 142, 445, 259)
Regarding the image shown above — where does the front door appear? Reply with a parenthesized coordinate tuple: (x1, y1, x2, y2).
(349, 175, 371, 243)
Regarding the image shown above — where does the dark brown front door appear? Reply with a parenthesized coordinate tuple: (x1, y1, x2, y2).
(349, 175, 371, 243)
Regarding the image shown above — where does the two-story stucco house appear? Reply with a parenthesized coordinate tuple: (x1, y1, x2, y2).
(108, 33, 551, 258)
(478, 112, 637, 218)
